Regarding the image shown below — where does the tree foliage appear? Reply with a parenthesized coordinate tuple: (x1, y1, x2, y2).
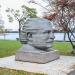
(51, 0, 75, 52)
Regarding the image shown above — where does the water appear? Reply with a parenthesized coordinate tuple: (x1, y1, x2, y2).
(0, 33, 75, 41)
(0, 33, 19, 40)
(54, 33, 75, 41)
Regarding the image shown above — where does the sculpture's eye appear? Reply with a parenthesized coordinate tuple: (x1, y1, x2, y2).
(27, 32, 32, 38)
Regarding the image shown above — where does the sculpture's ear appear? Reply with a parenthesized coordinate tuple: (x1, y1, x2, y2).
(27, 32, 32, 38)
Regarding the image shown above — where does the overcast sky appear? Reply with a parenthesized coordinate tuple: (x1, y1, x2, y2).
(0, 0, 45, 31)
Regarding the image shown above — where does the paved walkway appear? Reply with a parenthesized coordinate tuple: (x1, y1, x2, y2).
(0, 56, 75, 75)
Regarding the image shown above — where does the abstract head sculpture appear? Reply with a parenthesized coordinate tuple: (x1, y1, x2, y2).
(21, 18, 55, 51)
(16, 18, 59, 63)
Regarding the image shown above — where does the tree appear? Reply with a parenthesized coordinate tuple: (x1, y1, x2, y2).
(29, 0, 75, 53)
(51, 0, 75, 53)
(6, 5, 37, 40)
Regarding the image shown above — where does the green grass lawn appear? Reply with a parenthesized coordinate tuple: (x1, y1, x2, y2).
(53, 41, 74, 55)
(0, 40, 74, 58)
(0, 40, 22, 58)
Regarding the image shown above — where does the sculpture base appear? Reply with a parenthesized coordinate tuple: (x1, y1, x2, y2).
(15, 45, 59, 64)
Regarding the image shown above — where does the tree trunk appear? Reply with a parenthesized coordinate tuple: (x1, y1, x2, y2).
(64, 32, 66, 41)
(19, 21, 21, 41)
(67, 32, 75, 54)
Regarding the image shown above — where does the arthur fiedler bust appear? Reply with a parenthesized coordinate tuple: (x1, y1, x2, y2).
(21, 18, 55, 51)
(15, 18, 59, 63)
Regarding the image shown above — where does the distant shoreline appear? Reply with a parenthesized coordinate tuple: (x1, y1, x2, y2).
(0, 32, 75, 41)
(0, 31, 75, 34)
(5, 31, 19, 33)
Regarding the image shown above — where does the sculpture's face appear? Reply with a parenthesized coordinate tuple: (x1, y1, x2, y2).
(27, 29, 55, 50)
(22, 18, 55, 50)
